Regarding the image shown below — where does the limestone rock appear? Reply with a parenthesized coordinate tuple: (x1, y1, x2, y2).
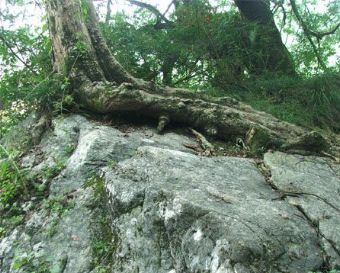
(104, 146, 323, 273)
(1, 115, 339, 273)
(264, 151, 340, 269)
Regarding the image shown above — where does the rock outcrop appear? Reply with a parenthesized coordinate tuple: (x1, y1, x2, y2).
(1, 115, 339, 273)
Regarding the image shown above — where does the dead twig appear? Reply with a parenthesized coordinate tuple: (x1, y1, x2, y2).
(190, 128, 214, 151)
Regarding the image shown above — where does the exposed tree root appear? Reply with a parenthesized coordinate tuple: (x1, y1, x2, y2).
(31, 113, 51, 145)
(73, 80, 333, 155)
(45, 0, 338, 157)
(190, 128, 214, 151)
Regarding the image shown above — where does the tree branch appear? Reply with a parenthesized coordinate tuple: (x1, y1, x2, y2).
(308, 22, 340, 40)
(127, 0, 174, 28)
(290, 0, 327, 70)
(0, 32, 37, 75)
(105, 0, 112, 24)
(46, 0, 338, 157)
(289, 0, 340, 40)
(162, 0, 176, 18)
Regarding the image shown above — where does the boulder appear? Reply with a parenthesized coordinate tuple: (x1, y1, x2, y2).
(1, 115, 339, 273)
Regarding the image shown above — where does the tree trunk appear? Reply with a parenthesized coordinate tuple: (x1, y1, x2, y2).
(161, 53, 178, 86)
(46, 0, 136, 84)
(45, 0, 332, 155)
(234, 0, 296, 75)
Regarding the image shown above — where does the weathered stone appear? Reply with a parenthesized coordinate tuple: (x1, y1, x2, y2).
(104, 146, 323, 273)
(264, 151, 340, 269)
(0, 115, 196, 273)
(1, 112, 38, 153)
(1, 115, 340, 273)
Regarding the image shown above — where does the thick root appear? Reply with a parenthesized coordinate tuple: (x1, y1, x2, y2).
(75, 80, 332, 155)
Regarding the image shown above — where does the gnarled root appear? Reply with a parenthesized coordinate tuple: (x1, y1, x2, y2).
(75, 80, 332, 155)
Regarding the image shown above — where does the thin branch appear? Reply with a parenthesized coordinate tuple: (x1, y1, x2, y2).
(271, 0, 287, 33)
(290, 0, 327, 70)
(127, 0, 174, 28)
(173, 58, 201, 85)
(0, 32, 38, 75)
(173, 72, 199, 85)
(296, 0, 340, 40)
(127, 0, 170, 22)
(161, 0, 175, 18)
(105, 0, 112, 24)
(309, 22, 340, 40)
(280, 5, 287, 31)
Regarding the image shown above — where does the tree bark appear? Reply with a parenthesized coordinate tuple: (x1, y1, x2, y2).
(105, 0, 112, 24)
(46, 0, 137, 84)
(234, 0, 296, 75)
(161, 53, 178, 86)
(45, 0, 332, 155)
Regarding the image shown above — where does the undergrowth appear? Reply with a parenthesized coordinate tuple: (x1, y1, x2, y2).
(205, 73, 340, 132)
(0, 74, 75, 139)
(84, 175, 116, 273)
(0, 145, 30, 213)
(0, 143, 67, 238)
(0, 145, 29, 237)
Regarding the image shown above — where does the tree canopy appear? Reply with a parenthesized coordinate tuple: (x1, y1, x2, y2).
(0, 0, 340, 136)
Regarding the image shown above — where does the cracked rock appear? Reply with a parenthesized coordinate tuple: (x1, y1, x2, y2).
(2, 115, 340, 273)
(104, 146, 323, 273)
(264, 151, 340, 268)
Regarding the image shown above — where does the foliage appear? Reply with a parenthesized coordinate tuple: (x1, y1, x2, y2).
(42, 195, 75, 216)
(0, 25, 53, 103)
(0, 143, 67, 238)
(0, 145, 28, 238)
(84, 175, 116, 273)
(102, 3, 250, 86)
(40, 159, 66, 181)
(103, 0, 340, 85)
(0, 0, 340, 135)
(212, 73, 340, 131)
(11, 251, 51, 273)
(0, 1, 74, 137)
(276, 0, 340, 75)
(0, 144, 27, 206)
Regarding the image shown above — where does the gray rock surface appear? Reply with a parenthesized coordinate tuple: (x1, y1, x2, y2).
(1, 115, 339, 273)
(104, 147, 323, 273)
(264, 152, 340, 269)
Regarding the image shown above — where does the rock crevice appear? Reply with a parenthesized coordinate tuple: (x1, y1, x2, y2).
(1, 115, 339, 273)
